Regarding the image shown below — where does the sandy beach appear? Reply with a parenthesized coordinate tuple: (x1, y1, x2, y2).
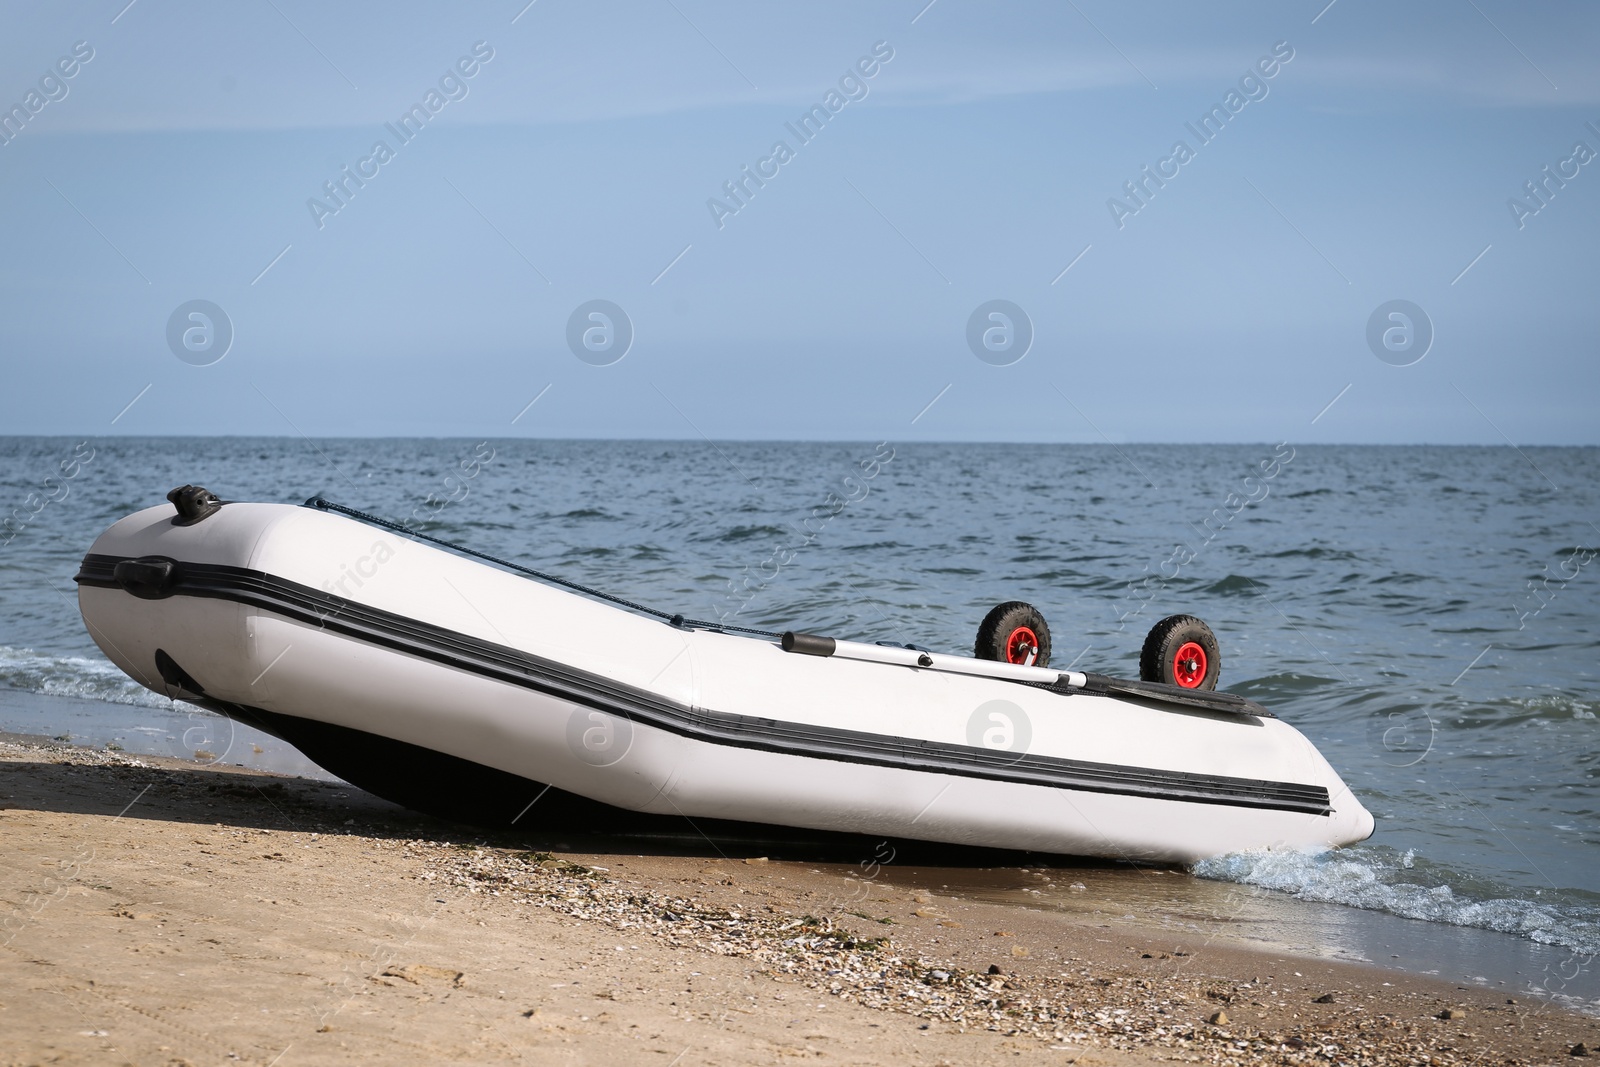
(2, 736, 1593, 1066)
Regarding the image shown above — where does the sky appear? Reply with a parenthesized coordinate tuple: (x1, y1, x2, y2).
(0, 0, 1595, 443)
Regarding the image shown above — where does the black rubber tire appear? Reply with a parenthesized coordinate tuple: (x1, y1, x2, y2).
(1139, 614, 1220, 691)
(974, 601, 1052, 668)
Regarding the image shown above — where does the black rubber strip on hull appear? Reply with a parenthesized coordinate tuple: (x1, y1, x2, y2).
(76, 554, 1332, 816)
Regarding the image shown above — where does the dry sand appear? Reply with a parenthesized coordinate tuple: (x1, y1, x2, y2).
(1, 737, 1593, 1066)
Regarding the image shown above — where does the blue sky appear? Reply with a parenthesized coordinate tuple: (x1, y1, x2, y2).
(1, 0, 1595, 443)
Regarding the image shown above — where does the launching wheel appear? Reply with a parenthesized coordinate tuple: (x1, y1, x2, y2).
(975, 602, 1051, 668)
(1140, 614, 1220, 691)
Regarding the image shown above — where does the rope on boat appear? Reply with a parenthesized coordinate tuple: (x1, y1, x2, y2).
(302, 496, 783, 639)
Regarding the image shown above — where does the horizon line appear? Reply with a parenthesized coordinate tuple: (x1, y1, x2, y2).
(0, 434, 1595, 448)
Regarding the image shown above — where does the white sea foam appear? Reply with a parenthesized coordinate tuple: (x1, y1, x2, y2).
(1195, 846, 1600, 954)
(0, 645, 170, 709)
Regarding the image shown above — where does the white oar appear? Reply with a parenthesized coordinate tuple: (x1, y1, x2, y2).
(780, 631, 1088, 689)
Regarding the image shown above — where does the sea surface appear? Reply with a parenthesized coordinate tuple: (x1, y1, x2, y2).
(1, 437, 1595, 1001)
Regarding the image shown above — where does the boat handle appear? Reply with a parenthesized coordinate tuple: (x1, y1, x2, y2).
(113, 557, 178, 600)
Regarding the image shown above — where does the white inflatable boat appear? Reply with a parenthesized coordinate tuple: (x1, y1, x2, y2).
(75, 487, 1374, 863)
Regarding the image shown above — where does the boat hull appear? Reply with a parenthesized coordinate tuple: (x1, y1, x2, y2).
(76, 501, 1375, 863)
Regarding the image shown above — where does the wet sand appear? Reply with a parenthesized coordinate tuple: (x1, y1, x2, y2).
(2, 736, 1594, 1066)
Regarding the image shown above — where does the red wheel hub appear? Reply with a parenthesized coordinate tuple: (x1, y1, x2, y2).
(1005, 626, 1039, 665)
(1172, 641, 1207, 688)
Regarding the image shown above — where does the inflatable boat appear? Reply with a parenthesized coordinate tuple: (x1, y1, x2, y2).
(74, 487, 1374, 863)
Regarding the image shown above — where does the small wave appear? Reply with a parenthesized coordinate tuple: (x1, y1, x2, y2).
(1368, 572, 1431, 586)
(1229, 672, 1343, 697)
(1195, 847, 1600, 954)
(1201, 574, 1260, 595)
(1473, 693, 1600, 723)
(714, 524, 790, 542)
(1027, 569, 1089, 583)
(1265, 546, 1358, 561)
(0, 645, 168, 708)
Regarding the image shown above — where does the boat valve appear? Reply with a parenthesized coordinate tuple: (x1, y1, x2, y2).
(168, 484, 222, 526)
